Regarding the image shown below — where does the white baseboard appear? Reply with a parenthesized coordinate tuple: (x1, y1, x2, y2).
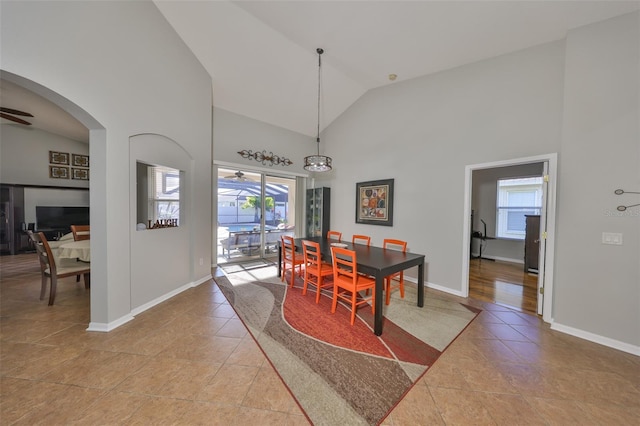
(86, 273, 214, 332)
(470, 253, 523, 264)
(405, 276, 465, 298)
(551, 321, 640, 356)
(86, 314, 134, 332)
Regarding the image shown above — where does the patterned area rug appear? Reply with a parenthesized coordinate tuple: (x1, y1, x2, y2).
(215, 264, 479, 425)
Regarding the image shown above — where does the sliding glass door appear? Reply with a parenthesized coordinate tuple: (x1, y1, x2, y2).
(216, 167, 297, 263)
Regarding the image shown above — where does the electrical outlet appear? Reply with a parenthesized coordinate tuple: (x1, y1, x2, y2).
(199, 257, 204, 265)
(602, 232, 623, 245)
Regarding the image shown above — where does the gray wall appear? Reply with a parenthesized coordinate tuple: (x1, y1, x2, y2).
(318, 13, 638, 350)
(1, 1, 213, 329)
(554, 12, 639, 348)
(0, 125, 89, 188)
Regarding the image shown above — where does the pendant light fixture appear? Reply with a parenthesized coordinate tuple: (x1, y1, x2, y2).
(304, 48, 333, 172)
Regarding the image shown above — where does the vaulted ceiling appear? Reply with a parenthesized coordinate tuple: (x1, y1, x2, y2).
(2, 1, 638, 141)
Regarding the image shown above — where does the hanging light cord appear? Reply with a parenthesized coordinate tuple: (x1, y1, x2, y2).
(316, 48, 323, 155)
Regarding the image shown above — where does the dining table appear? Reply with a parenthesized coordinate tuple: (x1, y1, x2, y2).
(278, 236, 425, 336)
(57, 239, 91, 262)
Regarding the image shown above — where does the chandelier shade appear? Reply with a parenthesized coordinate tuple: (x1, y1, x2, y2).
(303, 48, 332, 172)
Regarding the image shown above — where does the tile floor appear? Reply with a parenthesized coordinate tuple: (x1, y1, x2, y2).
(1, 253, 639, 425)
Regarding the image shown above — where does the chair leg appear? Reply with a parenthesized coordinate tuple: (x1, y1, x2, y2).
(331, 286, 339, 314)
(83, 273, 91, 289)
(302, 271, 309, 295)
(350, 292, 357, 325)
(48, 275, 58, 306)
(40, 274, 48, 300)
(315, 276, 323, 304)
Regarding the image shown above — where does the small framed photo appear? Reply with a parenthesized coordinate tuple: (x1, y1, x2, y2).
(72, 168, 89, 181)
(72, 154, 89, 167)
(49, 166, 69, 179)
(49, 151, 69, 165)
(356, 178, 394, 226)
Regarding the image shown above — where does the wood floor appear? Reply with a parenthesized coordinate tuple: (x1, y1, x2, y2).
(469, 258, 538, 314)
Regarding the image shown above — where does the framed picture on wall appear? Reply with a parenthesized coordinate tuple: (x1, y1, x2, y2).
(355, 178, 394, 226)
(49, 151, 69, 165)
(72, 154, 89, 167)
(49, 166, 69, 179)
(72, 168, 89, 180)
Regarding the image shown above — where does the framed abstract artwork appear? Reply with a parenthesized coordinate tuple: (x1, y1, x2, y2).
(355, 178, 394, 226)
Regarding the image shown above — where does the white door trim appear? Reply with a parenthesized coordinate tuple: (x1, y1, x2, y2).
(462, 153, 557, 323)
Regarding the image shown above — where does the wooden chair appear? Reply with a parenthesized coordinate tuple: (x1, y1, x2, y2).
(281, 235, 305, 286)
(383, 239, 407, 305)
(352, 234, 371, 246)
(71, 224, 90, 241)
(302, 239, 334, 303)
(34, 232, 90, 306)
(327, 230, 342, 242)
(330, 246, 375, 325)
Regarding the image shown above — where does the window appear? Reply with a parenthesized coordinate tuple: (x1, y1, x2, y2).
(496, 177, 542, 240)
(150, 165, 180, 224)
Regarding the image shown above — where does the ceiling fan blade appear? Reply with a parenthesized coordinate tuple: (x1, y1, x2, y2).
(0, 107, 34, 117)
(0, 112, 32, 125)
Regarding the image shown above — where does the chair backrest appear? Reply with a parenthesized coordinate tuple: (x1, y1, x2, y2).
(302, 239, 322, 272)
(352, 234, 371, 246)
(281, 235, 298, 262)
(327, 230, 342, 242)
(71, 224, 90, 241)
(331, 247, 358, 286)
(34, 232, 56, 275)
(383, 238, 407, 253)
(28, 231, 47, 272)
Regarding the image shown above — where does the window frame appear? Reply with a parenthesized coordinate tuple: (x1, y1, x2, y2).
(496, 176, 543, 240)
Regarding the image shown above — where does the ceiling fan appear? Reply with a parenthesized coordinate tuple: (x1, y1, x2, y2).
(0, 107, 33, 125)
(223, 171, 254, 182)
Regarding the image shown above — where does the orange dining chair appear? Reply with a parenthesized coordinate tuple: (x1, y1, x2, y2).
(383, 239, 408, 305)
(330, 246, 375, 325)
(302, 240, 334, 303)
(34, 232, 90, 306)
(327, 230, 342, 242)
(281, 235, 305, 286)
(352, 234, 371, 246)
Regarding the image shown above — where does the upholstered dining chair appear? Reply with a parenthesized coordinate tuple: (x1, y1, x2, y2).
(383, 239, 408, 305)
(352, 234, 371, 246)
(34, 232, 90, 306)
(301, 239, 334, 303)
(330, 246, 375, 325)
(326, 230, 342, 242)
(71, 224, 90, 241)
(281, 235, 305, 286)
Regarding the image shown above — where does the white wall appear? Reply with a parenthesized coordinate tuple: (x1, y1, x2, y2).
(1, 1, 213, 329)
(0, 125, 89, 188)
(554, 12, 639, 349)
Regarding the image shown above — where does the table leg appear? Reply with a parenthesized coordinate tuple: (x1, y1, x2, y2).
(417, 261, 424, 307)
(374, 273, 384, 336)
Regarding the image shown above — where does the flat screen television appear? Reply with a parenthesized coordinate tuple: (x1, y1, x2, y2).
(36, 206, 90, 231)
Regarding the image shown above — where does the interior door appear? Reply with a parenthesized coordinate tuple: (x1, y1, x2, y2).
(536, 161, 549, 315)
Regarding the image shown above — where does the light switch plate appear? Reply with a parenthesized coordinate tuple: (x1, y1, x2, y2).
(602, 232, 623, 245)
